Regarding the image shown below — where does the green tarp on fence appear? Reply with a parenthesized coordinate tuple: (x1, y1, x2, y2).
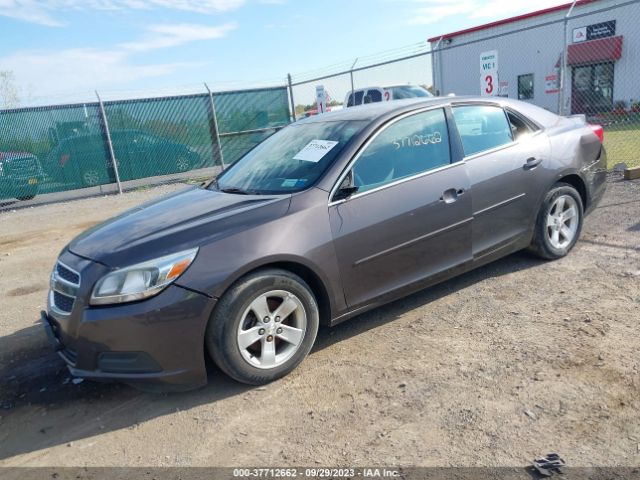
(0, 86, 290, 202)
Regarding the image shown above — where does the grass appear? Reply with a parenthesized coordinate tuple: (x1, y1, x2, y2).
(603, 124, 640, 169)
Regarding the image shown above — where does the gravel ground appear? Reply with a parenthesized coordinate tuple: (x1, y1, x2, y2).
(0, 177, 638, 467)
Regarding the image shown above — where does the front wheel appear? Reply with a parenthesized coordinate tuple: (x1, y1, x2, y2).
(529, 182, 584, 260)
(205, 269, 319, 385)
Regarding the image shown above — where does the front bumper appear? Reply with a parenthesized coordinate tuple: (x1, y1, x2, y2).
(43, 251, 217, 391)
(0, 176, 40, 200)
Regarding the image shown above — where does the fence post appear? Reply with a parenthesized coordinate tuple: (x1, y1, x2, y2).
(204, 83, 226, 169)
(432, 37, 443, 96)
(287, 74, 297, 122)
(95, 91, 122, 195)
(349, 58, 358, 104)
(559, 0, 578, 115)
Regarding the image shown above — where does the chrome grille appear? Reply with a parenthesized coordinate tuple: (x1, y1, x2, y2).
(50, 261, 80, 316)
(56, 263, 80, 284)
(53, 291, 74, 313)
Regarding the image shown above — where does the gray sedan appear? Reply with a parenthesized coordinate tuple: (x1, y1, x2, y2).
(43, 97, 607, 390)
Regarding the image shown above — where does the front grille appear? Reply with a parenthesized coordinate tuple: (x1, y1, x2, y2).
(56, 263, 80, 284)
(53, 291, 74, 313)
(50, 261, 81, 315)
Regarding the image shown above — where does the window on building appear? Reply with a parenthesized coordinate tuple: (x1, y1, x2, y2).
(518, 74, 535, 100)
(351, 108, 450, 193)
(452, 105, 513, 156)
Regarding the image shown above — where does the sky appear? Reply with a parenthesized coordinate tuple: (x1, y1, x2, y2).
(0, 0, 571, 105)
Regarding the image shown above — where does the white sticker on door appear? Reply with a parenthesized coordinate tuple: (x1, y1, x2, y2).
(293, 140, 339, 162)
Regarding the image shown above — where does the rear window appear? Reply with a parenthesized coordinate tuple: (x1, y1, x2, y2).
(506, 110, 537, 141)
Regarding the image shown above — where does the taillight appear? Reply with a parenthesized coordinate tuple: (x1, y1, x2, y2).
(590, 124, 604, 143)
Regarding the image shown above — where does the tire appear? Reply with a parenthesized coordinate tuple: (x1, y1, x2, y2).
(205, 269, 319, 385)
(529, 182, 584, 260)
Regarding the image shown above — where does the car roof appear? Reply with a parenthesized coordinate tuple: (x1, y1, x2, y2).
(298, 96, 560, 128)
(299, 97, 451, 123)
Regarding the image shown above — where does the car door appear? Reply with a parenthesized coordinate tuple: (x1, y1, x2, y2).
(328, 107, 473, 308)
(452, 104, 547, 258)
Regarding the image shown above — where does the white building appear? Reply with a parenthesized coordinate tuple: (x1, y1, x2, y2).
(429, 0, 639, 115)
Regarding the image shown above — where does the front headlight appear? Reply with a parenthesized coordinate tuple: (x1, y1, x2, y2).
(90, 248, 198, 306)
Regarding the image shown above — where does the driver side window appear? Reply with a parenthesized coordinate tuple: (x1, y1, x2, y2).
(351, 108, 451, 194)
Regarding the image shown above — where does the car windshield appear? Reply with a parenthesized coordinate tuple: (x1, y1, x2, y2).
(391, 86, 432, 99)
(213, 120, 367, 194)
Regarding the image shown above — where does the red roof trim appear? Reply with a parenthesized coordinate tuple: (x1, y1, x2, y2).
(427, 0, 599, 43)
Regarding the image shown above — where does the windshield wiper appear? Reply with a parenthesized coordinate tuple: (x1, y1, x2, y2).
(220, 187, 250, 195)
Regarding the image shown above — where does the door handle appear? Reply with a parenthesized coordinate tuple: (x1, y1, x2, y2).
(524, 157, 542, 170)
(440, 188, 464, 204)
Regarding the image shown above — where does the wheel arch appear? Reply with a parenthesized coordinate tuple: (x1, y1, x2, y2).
(556, 172, 588, 209)
(211, 256, 336, 327)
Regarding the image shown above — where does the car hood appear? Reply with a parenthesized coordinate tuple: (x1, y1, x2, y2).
(68, 186, 291, 267)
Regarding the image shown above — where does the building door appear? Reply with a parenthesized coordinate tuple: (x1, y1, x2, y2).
(571, 62, 614, 115)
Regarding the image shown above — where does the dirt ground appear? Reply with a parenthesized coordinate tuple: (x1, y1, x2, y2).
(0, 177, 638, 468)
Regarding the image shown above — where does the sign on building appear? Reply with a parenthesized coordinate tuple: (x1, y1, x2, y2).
(480, 50, 499, 97)
(573, 20, 616, 43)
(498, 80, 509, 97)
(545, 74, 560, 94)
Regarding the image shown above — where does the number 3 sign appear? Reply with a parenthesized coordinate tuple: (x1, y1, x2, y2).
(483, 74, 495, 95)
(480, 50, 498, 97)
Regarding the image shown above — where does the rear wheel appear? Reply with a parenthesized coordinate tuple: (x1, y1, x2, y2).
(205, 269, 319, 385)
(530, 182, 584, 259)
(176, 155, 191, 172)
(82, 168, 102, 186)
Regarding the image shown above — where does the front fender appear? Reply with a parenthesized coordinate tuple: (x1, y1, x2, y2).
(175, 188, 347, 318)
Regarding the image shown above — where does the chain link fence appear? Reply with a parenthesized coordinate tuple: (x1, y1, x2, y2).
(1, 0, 638, 210)
(0, 85, 290, 209)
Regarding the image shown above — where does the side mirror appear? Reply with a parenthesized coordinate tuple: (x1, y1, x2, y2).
(333, 171, 359, 201)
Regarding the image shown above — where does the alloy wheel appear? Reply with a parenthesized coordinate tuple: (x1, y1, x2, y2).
(236, 290, 307, 369)
(83, 169, 101, 186)
(546, 194, 579, 249)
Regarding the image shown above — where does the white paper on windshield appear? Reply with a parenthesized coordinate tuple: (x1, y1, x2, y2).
(293, 140, 339, 163)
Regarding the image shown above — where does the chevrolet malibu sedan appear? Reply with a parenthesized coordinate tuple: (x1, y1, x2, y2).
(42, 97, 607, 391)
